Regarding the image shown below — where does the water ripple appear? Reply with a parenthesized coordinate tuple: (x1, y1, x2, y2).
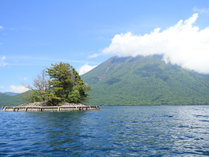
(1, 106, 209, 156)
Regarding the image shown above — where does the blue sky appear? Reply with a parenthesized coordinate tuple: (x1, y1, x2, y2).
(1, 0, 209, 93)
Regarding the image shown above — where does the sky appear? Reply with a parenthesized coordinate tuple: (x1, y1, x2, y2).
(1, 0, 209, 93)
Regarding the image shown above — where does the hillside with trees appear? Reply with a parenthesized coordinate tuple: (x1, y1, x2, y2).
(82, 55, 209, 105)
(0, 92, 28, 106)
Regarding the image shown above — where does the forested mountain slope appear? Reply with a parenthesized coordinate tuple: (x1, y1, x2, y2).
(0, 92, 28, 106)
(83, 55, 209, 105)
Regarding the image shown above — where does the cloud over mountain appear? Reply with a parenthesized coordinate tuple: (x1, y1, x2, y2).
(103, 13, 209, 74)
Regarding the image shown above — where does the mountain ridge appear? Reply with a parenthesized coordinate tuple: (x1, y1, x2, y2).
(0, 92, 29, 106)
(0, 92, 19, 96)
(82, 55, 209, 105)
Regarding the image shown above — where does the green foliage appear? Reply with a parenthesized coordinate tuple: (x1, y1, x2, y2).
(82, 55, 209, 106)
(29, 62, 90, 105)
(28, 90, 48, 102)
(68, 89, 80, 103)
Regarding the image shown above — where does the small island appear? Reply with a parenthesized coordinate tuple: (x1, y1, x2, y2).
(2, 62, 100, 112)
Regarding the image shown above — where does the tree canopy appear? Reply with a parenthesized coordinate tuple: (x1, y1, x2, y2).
(30, 62, 90, 105)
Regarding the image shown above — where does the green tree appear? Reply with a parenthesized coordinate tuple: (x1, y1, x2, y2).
(29, 62, 90, 105)
(46, 62, 90, 104)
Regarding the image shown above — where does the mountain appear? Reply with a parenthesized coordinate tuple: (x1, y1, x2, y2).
(0, 92, 29, 106)
(3, 92, 19, 96)
(82, 55, 209, 105)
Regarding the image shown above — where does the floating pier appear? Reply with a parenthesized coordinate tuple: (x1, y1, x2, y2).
(1, 105, 100, 112)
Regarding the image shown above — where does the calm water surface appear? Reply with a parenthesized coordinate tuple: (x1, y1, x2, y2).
(1, 106, 209, 156)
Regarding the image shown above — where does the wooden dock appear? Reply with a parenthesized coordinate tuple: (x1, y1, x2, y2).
(1, 105, 100, 112)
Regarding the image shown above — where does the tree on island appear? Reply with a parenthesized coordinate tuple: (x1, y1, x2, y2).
(29, 62, 90, 105)
(29, 70, 49, 102)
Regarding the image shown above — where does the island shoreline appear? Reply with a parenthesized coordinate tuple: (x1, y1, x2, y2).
(1, 102, 100, 112)
(1, 105, 100, 112)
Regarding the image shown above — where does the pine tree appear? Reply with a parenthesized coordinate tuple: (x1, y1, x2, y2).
(30, 62, 90, 105)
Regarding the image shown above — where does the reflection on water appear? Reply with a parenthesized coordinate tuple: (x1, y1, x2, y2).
(1, 106, 209, 156)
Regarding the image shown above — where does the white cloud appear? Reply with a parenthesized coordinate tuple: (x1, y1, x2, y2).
(103, 13, 209, 74)
(79, 63, 97, 75)
(0, 56, 8, 67)
(9, 85, 29, 93)
(0, 25, 3, 30)
(193, 7, 209, 15)
(88, 53, 100, 58)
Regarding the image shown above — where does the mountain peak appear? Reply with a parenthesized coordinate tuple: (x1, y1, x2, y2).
(83, 55, 209, 105)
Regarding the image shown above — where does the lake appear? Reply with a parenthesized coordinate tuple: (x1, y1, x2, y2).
(1, 106, 209, 156)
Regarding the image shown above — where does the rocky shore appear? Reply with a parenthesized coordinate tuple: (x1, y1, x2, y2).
(19, 102, 88, 107)
(1, 102, 100, 112)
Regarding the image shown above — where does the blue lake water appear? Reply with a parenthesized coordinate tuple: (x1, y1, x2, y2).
(1, 106, 209, 156)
